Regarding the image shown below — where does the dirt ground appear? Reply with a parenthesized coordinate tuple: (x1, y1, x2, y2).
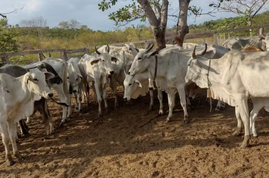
(1, 87, 269, 178)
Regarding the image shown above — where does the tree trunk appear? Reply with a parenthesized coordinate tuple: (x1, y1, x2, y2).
(174, 0, 190, 47)
(152, 26, 166, 50)
(138, 0, 168, 51)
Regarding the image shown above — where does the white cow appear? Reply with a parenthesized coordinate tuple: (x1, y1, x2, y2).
(185, 45, 269, 147)
(222, 36, 266, 51)
(67, 57, 83, 111)
(0, 68, 54, 165)
(78, 49, 115, 117)
(98, 44, 136, 108)
(42, 58, 71, 124)
(124, 72, 164, 114)
(128, 44, 208, 123)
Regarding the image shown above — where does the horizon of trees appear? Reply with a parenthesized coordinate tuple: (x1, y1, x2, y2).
(1, 10, 269, 54)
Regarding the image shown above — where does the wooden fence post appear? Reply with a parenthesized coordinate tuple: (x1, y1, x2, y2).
(213, 32, 218, 45)
(61, 49, 68, 61)
(84, 48, 89, 55)
(38, 52, 45, 61)
(2, 55, 10, 64)
(259, 27, 264, 37)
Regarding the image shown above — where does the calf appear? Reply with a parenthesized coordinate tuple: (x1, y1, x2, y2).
(41, 58, 71, 124)
(78, 49, 115, 118)
(67, 57, 83, 111)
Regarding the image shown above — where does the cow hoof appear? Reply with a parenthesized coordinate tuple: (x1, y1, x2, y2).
(165, 118, 171, 123)
(44, 135, 55, 140)
(215, 107, 221, 112)
(23, 133, 31, 138)
(239, 142, 249, 148)
(238, 135, 250, 148)
(59, 120, 66, 126)
(15, 153, 24, 162)
(232, 129, 242, 136)
(7, 158, 15, 166)
(252, 133, 258, 138)
(183, 119, 190, 124)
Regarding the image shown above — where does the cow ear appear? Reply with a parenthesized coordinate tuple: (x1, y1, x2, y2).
(25, 72, 31, 84)
(90, 59, 100, 65)
(77, 72, 83, 78)
(147, 50, 158, 57)
(44, 72, 55, 80)
(134, 80, 142, 88)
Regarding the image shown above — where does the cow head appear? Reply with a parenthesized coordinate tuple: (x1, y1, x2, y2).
(67, 61, 82, 94)
(123, 74, 143, 101)
(26, 68, 54, 99)
(128, 43, 157, 76)
(185, 45, 210, 88)
(124, 43, 139, 57)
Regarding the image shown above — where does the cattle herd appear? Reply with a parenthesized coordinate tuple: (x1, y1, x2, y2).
(1, 35, 269, 166)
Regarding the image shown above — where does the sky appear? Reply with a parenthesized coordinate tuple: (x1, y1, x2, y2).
(0, 0, 267, 31)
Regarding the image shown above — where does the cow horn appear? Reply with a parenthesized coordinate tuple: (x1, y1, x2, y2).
(145, 43, 154, 53)
(106, 44, 110, 53)
(95, 46, 100, 55)
(192, 46, 197, 59)
(201, 43, 207, 56)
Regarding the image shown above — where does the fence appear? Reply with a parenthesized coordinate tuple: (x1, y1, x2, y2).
(1, 24, 269, 65)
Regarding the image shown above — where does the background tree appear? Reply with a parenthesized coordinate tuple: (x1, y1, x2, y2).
(210, 0, 269, 36)
(99, 0, 169, 50)
(174, 0, 190, 46)
(20, 16, 47, 40)
(0, 18, 19, 53)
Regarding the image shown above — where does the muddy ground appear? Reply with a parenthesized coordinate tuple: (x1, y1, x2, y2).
(1, 87, 269, 178)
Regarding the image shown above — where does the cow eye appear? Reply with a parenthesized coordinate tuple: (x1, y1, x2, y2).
(138, 57, 142, 60)
(67, 77, 69, 79)
(33, 78, 38, 82)
(76, 78, 79, 81)
(129, 83, 132, 86)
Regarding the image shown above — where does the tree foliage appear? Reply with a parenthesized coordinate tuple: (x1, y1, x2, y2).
(0, 19, 19, 53)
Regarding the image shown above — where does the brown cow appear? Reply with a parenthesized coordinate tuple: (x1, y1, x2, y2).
(241, 45, 263, 52)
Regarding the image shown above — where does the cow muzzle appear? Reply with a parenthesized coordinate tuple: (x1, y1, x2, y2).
(124, 97, 132, 105)
(44, 92, 53, 99)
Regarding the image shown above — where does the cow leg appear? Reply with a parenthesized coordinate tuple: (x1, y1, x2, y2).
(215, 100, 226, 111)
(19, 120, 30, 137)
(94, 82, 103, 118)
(177, 86, 189, 124)
(249, 99, 263, 137)
(232, 106, 243, 136)
(110, 79, 118, 109)
(8, 122, 23, 161)
(91, 81, 98, 103)
(74, 93, 81, 111)
(149, 89, 154, 112)
(236, 98, 250, 148)
(166, 93, 175, 122)
(186, 96, 191, 110)
(67, 93, 72, 118)
(102, 85, 109, 113)
(0, 121, 14, 166)
(250, 110, 259, 137)
(157, 89, 163, 115)
(37, 99, 54, 136)
(53, 85, 69, 124)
